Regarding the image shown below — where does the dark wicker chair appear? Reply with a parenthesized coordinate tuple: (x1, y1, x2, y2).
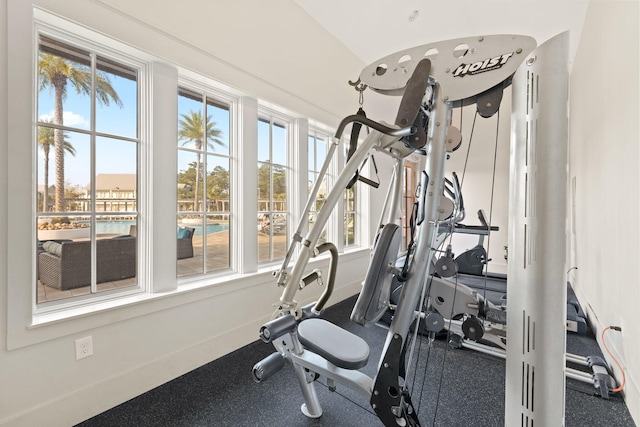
(177, 227, 195, 259)
(38, 236, 136, 290)
(129, 224, 194, 260)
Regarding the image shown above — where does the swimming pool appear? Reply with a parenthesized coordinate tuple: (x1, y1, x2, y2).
(92, 221, 229, 236)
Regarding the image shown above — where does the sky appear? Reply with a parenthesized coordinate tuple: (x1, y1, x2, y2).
(38, 68, 138, 188)
(37, 53, 312, 194)
(37, 61, 233, 190)
(177, 92, 231, 177)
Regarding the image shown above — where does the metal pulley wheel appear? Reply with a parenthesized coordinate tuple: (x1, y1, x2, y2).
(446, 125, 462, 152)
(462, 316, 485, 341)
(423, 312, 445, 332)
(435, 256, 457, 278)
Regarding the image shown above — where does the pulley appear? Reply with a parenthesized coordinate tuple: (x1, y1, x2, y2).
(434, 256, 457, 278)
(435, 244, 457, 277)
(462, 316, 485, 341)
(438, 195, 455, 221)
(423, 312, 445, 333)
(445, 125, 462, 152)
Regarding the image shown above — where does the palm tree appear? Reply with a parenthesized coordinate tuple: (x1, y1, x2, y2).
(178, 110, 224, 211)
(38, 121, 76, 212)
(38, 52, 122, 212)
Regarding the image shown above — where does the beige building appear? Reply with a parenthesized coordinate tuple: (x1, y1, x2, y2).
(79, 173, 137, 212)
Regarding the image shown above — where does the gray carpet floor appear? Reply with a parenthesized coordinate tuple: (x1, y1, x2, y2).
(76, 295, 635, 426)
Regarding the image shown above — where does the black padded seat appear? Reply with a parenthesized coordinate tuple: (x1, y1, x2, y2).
(297, 318, 370, 370)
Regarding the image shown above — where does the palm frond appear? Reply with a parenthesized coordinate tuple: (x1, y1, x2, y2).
(178, 110, 225, 151)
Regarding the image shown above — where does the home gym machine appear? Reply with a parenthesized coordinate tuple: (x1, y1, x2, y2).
(384, 169, 614, 399)
(252, 33, 614, 426)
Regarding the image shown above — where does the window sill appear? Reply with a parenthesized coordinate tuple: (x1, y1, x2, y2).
(31, 290, 157, 328)
(16, 245, 371, 349)
(30, 272, 257, 330)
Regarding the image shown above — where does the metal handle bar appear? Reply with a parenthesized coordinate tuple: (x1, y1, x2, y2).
(311, 242, 338, 314)
(334, 114, 416, 140)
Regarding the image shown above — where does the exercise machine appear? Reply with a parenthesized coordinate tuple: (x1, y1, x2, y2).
(252, 32, 619, 425)
(438, 204, 588, 334)
(385, 176, 613, 398)
(253, 34, 540, 426)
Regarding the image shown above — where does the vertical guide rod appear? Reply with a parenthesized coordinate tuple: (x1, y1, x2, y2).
(370, 84, 450, 426)
(383, 85, 450, 351)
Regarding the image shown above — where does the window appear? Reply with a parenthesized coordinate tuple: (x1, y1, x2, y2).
(36, 34, 141, 304)
(308, 130, 330, 244)
(344, 142, 358, 247)
(11, 8, 371, 345)
(257, 114, 290, 263)
(177, 87, 232, 277)
(344, 186, 357, 246)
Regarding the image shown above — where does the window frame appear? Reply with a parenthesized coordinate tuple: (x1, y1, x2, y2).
(33, 18, 149, 312)
(307, 127, 334, 245)
(256, 109, 293, 265)
(176, 79, 237, 279)
(342, 134, 361, 249)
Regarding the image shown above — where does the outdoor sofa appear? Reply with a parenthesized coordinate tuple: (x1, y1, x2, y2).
(38, 235, 136, 290)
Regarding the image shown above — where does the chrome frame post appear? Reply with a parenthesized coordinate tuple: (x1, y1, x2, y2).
(382, 84, 450, 350)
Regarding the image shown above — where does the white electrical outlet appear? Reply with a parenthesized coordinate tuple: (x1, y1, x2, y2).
(75, 336, 93, 360)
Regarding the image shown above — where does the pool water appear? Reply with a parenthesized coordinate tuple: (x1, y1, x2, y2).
(93, 221, 229, 236)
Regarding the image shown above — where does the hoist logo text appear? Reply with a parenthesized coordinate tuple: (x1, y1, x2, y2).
(452, 52, 515, 78)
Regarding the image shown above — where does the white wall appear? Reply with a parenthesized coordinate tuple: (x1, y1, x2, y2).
(3, 0, 638, 425)
(569, 0, 639, 423)
(0, 1, 378, 425)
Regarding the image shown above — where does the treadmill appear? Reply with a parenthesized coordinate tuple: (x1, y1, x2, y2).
(447, 210, 587, 334)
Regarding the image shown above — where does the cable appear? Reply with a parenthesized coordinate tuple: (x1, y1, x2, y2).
(431, 107, 471, 423)
(430, 106, 501, 425)
(601, 326, 626, 393)
(431, 271, 461, 426)
(402, 229, 441, 421)
(415, 336, 434, 416)
(316, 379, 377, 416)
(408, 330, 424, 397)
(459, 110, 478, 189)
(479, 110, 501, 302)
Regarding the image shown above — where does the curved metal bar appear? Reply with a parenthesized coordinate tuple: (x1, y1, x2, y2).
(311, 242, 338, 314)
(334, 114, 415, 140)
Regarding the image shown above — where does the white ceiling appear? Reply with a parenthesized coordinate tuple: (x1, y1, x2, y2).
(296, 0, 589, 68)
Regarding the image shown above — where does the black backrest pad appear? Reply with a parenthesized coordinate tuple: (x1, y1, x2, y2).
(350, 223, 401, 327)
